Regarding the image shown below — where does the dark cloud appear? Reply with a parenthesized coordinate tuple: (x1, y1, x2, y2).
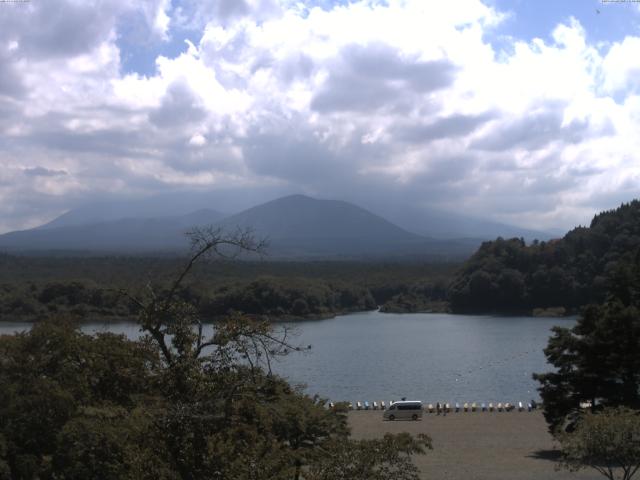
(420, 154, 479, 184)
(216, 0, 250, 19)
(278, 53, 315, 84)
(343, 43, 456, 93)
(23, 166, 67, 177)
(0, 1, 118, 59)
(566, 165, 605, 177)
(239, 115, 397, 191)
(311, 43, 456, 113)
(471, 105, 589, 151)
(24, 120, 158, 159)
(175, 0, 281, 29)
(394, 112, 496, 143)
(149, 82, 207, 128)
(520, 174, 578, 196)
(311, 73, 399, 113)
(0, 51, 25, 98)
(242, 133, 349, 185)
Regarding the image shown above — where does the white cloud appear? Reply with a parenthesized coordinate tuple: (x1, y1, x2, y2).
(0, 0, 640, 233)
(601, 35, 640, 94)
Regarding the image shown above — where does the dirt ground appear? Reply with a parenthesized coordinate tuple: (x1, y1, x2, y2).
(348, 410, 602, 480)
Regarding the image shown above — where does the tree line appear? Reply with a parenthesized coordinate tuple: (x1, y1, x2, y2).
(0, 256, 457, 322)
(448, 200, 640, 313)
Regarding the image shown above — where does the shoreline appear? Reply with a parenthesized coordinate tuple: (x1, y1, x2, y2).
(0, 307, 578, 325)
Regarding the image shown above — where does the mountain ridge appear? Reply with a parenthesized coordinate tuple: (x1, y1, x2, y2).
(0, 194, 535, 259)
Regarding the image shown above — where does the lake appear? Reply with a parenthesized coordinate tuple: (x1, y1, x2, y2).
(0, 311, 574, 405)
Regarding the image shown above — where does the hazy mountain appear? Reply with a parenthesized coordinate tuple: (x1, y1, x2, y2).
(0, 194, 477, 258)
(364, 202, 554, 241)
(220, 194, 417, 241)
(35, 191, 553, 242)
(0, 209, 224, 252)
(38, 194, 229, 230)
(217, 194, 475, 258)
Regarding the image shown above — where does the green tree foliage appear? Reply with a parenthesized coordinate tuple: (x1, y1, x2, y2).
(449, 200, 640, 313)
(0, 227, 432, 479)
(556, 407, 640, 480)
(0, 252, 458, 322)
(534, 254, 640, 433)
(379, 279, 449, 313)
(202, 277, 377, 319)
(0, 320, 158, 479)
(0, 433, 10, 480)
(306, 432, 432, 480)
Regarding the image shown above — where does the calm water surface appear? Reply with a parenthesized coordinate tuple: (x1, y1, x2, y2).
(0, 311, 574, 404)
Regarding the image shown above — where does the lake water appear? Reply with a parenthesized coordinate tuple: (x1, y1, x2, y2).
(0, 311, 574, 405)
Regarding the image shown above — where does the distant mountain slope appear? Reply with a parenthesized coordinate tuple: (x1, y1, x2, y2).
(217, 194, 475, 258)
(448, 200, 640, 313)
(0, 195, 477, 258)
(0, 209, 224, 252)
(368, 202, 553, 241)
(38, 196, 227, 230)
(220, 194, 417, 241)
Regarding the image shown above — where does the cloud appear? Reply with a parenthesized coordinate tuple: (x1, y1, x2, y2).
(0, 0, 640, 234)
(0, 1, 116, 59)
(602, 36, 640, 94)
(174, 0, 282, 29)
(471, 104, 589, 151)
(311, 43, 457, 113)
(393, 112, 496, 144)
(148, 81, 207, 127)
(23, 167, 68, 177)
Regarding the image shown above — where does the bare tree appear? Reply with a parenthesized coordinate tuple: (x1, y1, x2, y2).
(121, 226, 299, 372)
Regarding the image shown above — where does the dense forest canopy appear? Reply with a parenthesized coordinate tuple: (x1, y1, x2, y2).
(448, 200, 640, 313)
(0, 255, 456, 321)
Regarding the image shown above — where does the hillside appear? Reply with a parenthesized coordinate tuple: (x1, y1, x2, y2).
(218, 194, 473, 258)
(0, 209, 224, 252)
(447, 200, 640, 313)
(370, 202, 553, 241)
(0, 195, 477, 259)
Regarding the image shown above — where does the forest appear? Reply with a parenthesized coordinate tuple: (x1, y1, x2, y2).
(0, 255, 455, 322)
(448, 200, 640, 314)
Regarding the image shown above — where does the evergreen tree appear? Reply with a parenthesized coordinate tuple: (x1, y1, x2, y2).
(534, 252, 640, 433)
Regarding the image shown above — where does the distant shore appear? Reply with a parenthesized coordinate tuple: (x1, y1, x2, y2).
(348, 410, 600, 480)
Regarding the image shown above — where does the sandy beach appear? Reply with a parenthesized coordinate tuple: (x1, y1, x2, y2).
(348, 410, 602, 480)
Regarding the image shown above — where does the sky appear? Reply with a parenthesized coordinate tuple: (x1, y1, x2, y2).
(1, 0, 640, 234)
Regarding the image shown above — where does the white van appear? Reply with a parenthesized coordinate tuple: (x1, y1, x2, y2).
(383, 401, 423, 421)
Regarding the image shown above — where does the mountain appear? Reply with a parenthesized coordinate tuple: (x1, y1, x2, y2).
(34, 190, 555, 241)
(363, 202, 554, 241)
(0, 209, 225, 252)
(0, 195, 476, 258)
(37, 195, 229, 230)
(217, 194, 475, 258)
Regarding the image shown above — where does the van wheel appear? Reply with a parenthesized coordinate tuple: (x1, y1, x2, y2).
(388, 414, 395, 421)
(412, 414, 418, 421)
